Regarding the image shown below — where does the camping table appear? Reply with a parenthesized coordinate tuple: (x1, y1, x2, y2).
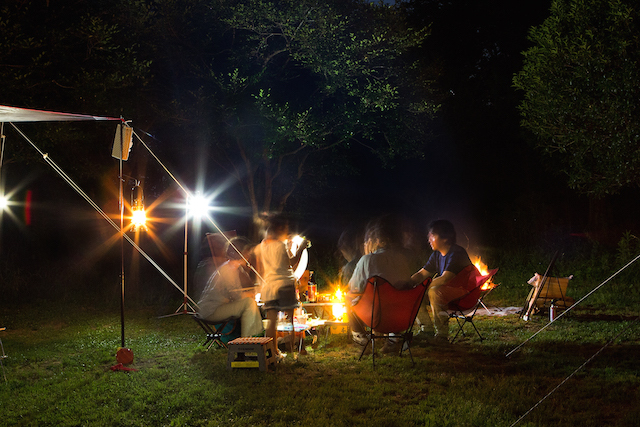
(322, 320, 350, 340)
(301, 301, 344, 319)
(301, 302, 350, 341)
(276, 320, 326, 352)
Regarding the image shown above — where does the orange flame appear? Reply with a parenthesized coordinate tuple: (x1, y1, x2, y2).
(472, 256, 488, 275)
(472, 256, 494, 290)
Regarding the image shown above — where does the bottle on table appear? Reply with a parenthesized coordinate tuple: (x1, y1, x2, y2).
(307, 270, 317, 302)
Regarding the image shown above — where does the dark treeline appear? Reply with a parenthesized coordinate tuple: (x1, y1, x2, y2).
(1, 0, 639, 303)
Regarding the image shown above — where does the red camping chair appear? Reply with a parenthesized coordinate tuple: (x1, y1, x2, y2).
(446, 265, 499, 343)
(351, 276, 430, 368)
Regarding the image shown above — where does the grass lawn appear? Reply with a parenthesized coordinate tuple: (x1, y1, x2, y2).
(0, 298, 639, 427)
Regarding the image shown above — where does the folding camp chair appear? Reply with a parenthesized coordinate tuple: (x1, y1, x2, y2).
(522, 274, 574, 320)
(350, 276, 430, 368)
(192, 314, 240, 350)
(206, 231, 237, 270)
(446, 265, 499, 343)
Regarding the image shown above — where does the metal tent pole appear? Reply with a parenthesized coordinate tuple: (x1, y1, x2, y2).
(158, 197, 195, 317)
(182, 199, 190, 312)
(119, 124, 126, 348)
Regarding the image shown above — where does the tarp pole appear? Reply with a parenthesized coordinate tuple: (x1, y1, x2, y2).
(183, 201, 189, 310)
(7, 122, 198, 307)
(119, 124, 126, 348)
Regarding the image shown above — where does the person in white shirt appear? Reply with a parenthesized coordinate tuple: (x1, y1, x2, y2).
(197, 237, 263, 337)
(257, 213, 308, 356)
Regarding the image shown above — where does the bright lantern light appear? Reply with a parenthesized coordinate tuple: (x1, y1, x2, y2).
(131, 208, 147, 230)
(290, 235, 304, 253)
(332, 303, 347, 321)
(0, 196, 8, 210)
(331, 287, 347, 321)
(188, 194, 209, 218)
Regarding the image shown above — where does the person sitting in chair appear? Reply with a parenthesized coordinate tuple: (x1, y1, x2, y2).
(347, 214, 414, 353)
(411, 219, 472, 342)
(337, 225, 364, 286)
(197, 236, 263, 338)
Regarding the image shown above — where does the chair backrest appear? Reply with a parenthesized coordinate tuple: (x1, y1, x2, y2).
(536, 276, 571, 300)
(448, 265, 499, 311)
(352, 276, 430, 334)
(206, 231, 237, 269)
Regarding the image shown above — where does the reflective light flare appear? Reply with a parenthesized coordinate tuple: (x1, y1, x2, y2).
(98, 179, 176, 262)
(0, 188, 26, 226)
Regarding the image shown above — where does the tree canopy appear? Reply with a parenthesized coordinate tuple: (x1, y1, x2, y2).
(151, 0, 440, 227)
(0, 0, 153, 183)
(0, 0, 152, 116)
(514, 0, 640, 196)
(1, 0, 440, 233)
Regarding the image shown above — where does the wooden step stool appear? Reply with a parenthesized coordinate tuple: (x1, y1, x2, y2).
(227, 337, 277, 372)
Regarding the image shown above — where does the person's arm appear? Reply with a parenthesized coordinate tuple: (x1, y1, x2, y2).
(348, 256, 368, 294)
(411, 268, 433, 285)
(429, 270, 456, 287)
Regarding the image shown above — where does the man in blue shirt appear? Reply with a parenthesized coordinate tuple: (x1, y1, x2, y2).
(412, 220, 472, 341)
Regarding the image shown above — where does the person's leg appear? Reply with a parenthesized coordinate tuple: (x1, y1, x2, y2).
(266, 309, 278, 344)
(346, 299, 368, 345)
(207, 299, 264, 337)
(275, 284, 299, 354)
(284, 308, 295, 354)
(416, 301, 435, 335)
(428, 284, 467, 340)
(348, 313, 368, 344)
(237, 299, 263, 337)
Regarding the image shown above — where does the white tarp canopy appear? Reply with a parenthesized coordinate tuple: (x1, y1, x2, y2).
(0, 105, 120, 122)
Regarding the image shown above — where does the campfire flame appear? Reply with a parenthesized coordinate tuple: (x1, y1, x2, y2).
(472, 256, 495, 290)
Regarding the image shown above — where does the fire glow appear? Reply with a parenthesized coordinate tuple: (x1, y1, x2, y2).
(473, 256, 495, 290)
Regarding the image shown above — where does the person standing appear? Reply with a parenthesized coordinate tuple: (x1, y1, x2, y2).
(257, 213, 307, 356)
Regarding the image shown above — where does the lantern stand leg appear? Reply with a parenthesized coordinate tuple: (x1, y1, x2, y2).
(159, 203, 196, 318)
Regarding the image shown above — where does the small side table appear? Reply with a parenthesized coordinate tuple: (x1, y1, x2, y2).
(227, 337, 277, 372)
